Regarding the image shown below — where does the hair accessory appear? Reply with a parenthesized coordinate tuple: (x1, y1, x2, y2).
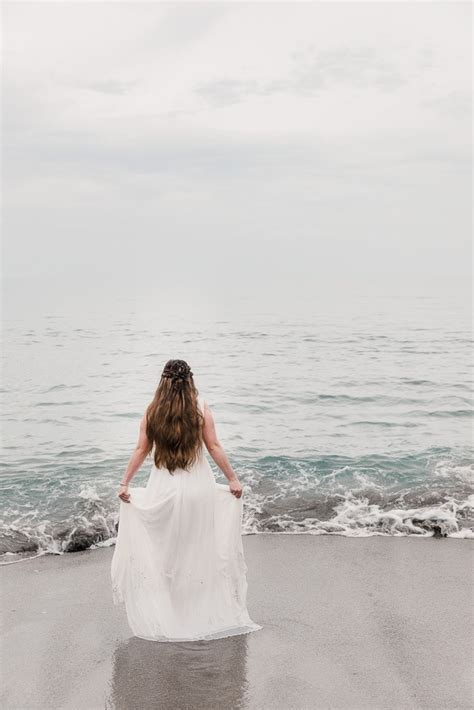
(161, 360, 193, 384)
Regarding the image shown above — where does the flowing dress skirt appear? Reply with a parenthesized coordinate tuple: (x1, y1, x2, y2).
(110, 448, 262, 642)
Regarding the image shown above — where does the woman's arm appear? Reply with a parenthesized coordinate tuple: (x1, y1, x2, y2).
(202, 401, 242, 498)
(117, 413, 150, 502)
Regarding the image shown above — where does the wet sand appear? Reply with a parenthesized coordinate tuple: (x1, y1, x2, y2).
(1, 535, 473, 710)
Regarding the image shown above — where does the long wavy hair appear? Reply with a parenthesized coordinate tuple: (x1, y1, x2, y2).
(144, 359, 204, 473)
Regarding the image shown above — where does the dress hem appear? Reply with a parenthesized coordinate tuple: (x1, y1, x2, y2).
(133, 623, 263, 643)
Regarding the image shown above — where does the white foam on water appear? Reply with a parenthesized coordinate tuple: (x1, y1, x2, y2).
(241, 463, 474, 537)
(1, 454, 473, 558)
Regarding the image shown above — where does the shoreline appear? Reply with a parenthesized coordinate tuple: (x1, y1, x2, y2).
(2, 525, 473, 566)
(1, 535, 473, 709)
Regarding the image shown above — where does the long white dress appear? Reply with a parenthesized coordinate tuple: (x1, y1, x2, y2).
(111, 396, 262, 642)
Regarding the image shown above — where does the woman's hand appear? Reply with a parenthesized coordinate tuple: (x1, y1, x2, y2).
(118, 484, 131, 503)
(229, 479, 243, 499)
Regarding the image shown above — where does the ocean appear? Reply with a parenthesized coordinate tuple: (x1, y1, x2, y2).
(1, 289, 473, 562)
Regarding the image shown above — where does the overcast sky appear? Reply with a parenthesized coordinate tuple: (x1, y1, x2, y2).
(3, 1, 472, 317)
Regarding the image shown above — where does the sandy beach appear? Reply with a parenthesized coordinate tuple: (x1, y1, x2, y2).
(1, 535, 473, 710)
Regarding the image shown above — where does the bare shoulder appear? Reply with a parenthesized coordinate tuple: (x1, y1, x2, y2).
(202, 399, 214, 424)
(201, 399, 218, 447)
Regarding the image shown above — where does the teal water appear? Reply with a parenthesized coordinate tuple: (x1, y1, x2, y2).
(1, 292, 473, 560)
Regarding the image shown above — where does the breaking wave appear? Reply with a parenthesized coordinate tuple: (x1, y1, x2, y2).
(1, 450, 472, 564)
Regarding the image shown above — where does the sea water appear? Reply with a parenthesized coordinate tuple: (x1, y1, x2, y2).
(1, 290, 473, 561)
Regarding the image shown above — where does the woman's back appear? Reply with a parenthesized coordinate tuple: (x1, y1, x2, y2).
(111, 361, 262, 641)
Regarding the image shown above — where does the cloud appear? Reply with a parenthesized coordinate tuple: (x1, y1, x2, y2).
(196, 78, 264, 107)
(75, 78, 140, 95)
(420, 90, 472, 118)
(291, 45, 408, 91)
(196, 44, 409, 107)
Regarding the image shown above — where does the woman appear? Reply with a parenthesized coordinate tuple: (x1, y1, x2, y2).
(111, 359, 262, 642)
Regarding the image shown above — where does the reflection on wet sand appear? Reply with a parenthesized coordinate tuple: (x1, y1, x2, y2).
(108, 634, 249, 709)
